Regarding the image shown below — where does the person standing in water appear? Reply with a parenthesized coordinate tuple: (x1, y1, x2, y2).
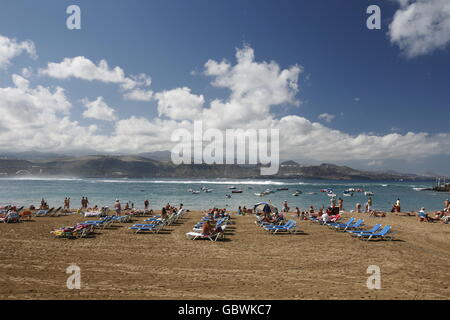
(396, 198, 401, 212)
(367, 197, 373, 212)
(338, 198, 344, 211)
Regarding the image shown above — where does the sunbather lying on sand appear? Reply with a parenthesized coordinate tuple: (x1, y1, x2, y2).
(369, 210, 386, 217)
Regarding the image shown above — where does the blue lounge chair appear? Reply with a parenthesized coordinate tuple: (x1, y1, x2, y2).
(346, 224, 382, 234)
(334, 219, 364, 231)
(263, 220, 299, 234)
(327, 217, 355, 228)
(356, 225, 394, 241)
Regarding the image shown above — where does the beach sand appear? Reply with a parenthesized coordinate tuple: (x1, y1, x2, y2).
(0, 210, 449, 300)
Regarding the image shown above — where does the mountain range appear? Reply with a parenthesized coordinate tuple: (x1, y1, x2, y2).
(0, 153, 439, 181)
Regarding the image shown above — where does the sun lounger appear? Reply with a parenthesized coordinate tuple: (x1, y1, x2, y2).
(0, 211, 21, 223)
(346, 223, 382, 234)
(186, 225, 226, 241)
(326, 217, 355, 228)
(129, 221, 165, 234)
(263, 220, 300, 234)
(355, 225, 394, 241)
(333, 219, 364, 231)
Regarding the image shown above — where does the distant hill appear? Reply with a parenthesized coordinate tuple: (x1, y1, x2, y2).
(0, 155, 439, 180)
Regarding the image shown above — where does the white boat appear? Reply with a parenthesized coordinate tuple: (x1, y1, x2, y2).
(228, 186, 237, 190)
(191, 190, 200, 194)
(327, 193, 336, 197)
(254, 193, 263, 197)
(364, 191, 374, 196)
(204, 188, 214, 193)
(292, 191, 301, 196)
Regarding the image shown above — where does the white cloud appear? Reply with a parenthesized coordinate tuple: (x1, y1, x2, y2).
(123, 88, 153, 102)
(389, 0, 450, 57)
(39, 56, 153, 101)
(1, 44, 450, 167)
(82, 97, 117, 121)
(0, 34, 36, 68)
(317, 113, 335, 123)
(155, 87, 204, 120)
(0, 74, 101, 152)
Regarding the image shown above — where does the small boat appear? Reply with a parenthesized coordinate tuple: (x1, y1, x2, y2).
(191, 190, 200, 194)
(277, 187, 289, 191)
(225, 194, 231, 198)
(204, 189, 213, 193)
(228, 186, 237, 190)
(364, 191, 374, 196)
(343, 191, 353, 197)
(305, 192, 316, 195)
(232, 190, 243, 194)
(254, 193, 263, 197)
(187, 189, 193, 193)
(292, 191, 300, 196)
(327, 192, 336, 197)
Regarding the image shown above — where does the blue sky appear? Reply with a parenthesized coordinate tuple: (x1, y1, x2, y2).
(0, 0, 449, 174)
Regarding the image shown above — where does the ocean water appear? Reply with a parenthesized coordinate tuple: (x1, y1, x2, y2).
(0, 178, 447, 213)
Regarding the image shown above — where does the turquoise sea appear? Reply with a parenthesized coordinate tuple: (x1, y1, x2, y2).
(0, 178, 447, 212)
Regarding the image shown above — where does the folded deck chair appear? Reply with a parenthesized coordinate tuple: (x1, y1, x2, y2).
(356, 225, 394, 241)
(346, 224, 382, 234)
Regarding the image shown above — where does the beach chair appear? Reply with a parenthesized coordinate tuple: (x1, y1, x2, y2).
(83, 216, 115, 229)
(326, 217, 355, 229)
(19, 209, 33, 221)
(346, 223, 382, 235)
(34, 207, 54, 217)
(334, 219, 364, 232)
(0, 211, 21, 223)
(263, 220, 299, 234)
(129, 220, 165, 234)
(355, 225, 394, 241)
(186, 225, 226, 241)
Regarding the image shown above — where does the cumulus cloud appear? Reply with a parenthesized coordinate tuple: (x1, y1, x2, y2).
(82, 97, 117, 121)
(317, 113, 335, 123)
(389, 0, 450, 57)
(39, 56, 153, 101)
(1, 43, 450, 166)
(155, 87, 204, 121)
(0, 74, 102, 152)
(0, 34, 36, 68)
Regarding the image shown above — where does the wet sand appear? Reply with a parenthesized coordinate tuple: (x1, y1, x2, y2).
(0, 210, 449, 299)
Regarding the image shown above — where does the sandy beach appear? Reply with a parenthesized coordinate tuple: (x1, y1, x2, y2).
(0, 210, 449, 300)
